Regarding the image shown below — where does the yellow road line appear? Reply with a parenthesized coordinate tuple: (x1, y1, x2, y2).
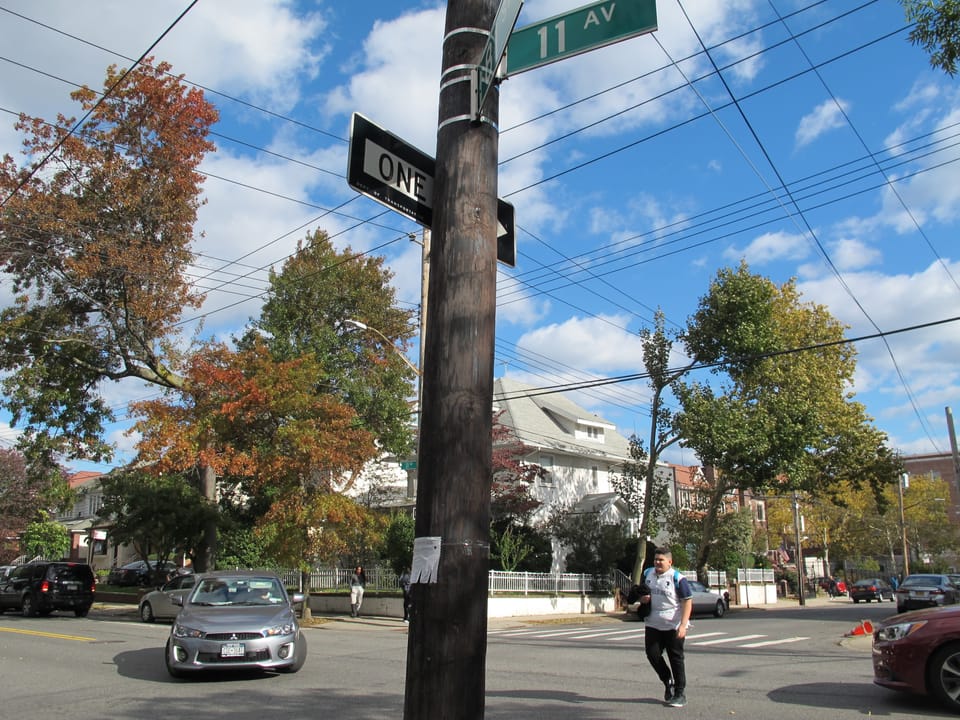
(0, 626, 95, 642)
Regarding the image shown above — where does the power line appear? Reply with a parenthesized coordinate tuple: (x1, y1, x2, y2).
(0, 0, 201, 208)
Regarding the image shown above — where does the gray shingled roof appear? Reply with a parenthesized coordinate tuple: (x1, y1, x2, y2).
(493, 377, 632, 462)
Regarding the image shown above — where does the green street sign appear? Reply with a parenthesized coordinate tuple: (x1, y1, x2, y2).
(400, 460, 417, 470)
(473, 0, 524, 119)
(506, 0, 657, 76)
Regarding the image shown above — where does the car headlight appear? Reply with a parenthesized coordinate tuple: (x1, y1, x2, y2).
(264, 622, 296, 637)
(173, 623, 205, 639)
(876, 620, 927, 642)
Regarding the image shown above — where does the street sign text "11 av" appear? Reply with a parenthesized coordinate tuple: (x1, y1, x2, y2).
(506, 0, 657, 76)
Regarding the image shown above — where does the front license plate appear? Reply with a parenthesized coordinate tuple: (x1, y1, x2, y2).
(220, 643, 245, 658)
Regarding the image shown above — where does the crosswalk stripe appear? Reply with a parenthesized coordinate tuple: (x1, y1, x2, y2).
(490, 628, 812, 650)
(490, 627, 592, 637)
(738, 636, 810, 648)
(564, 628, 647, 639)
(692, 634, 766, 646)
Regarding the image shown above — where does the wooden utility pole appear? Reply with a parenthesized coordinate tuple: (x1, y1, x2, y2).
(403, 0, 499, 718)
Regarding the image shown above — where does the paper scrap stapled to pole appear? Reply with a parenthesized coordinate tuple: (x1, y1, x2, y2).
(410, 536, 441, 583)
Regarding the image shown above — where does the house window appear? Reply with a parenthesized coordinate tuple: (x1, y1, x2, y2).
(756, 503, 765, 522)
(591, 465, 599, 488)
(585, 425, 602, 440)
(540, 454, 554, 484)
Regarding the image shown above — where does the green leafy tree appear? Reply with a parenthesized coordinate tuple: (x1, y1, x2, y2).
(380, 511, 415, 577)
(97, 468, 215, 579)
(245, 231, 417, 460)
(547, 504, 631, 591)
(675, 266, 899, 577)
(610, 434, 671, 582)
(20, 513, 70, 559)
(901, 0, 960, 75)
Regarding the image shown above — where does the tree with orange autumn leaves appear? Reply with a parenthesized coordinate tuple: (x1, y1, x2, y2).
(0, 61, 410, 571)
(0, 59, 217, 561)
(131, 339, 382, 613)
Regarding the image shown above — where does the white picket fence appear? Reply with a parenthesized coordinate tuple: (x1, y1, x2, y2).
(276, 567, 609, 594)
(273, 566, 733, 595)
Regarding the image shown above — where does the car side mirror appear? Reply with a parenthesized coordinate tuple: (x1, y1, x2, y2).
(171, 595, 183, 607)
(290, 592, 305, 605)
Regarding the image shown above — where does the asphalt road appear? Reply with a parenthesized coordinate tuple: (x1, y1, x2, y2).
(0, 597, 946, 720)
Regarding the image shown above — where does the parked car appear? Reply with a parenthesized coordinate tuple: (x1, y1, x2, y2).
(850, 578, 896, 603)
(626, 578, 727, 618)
(139, 572, 199, 623)
(873, 604, 960, 712)
(107, 560, 177, 587)
(165, 570, 307, 678)
(0, 561, 95, 617)
(894, 573, 960, 613)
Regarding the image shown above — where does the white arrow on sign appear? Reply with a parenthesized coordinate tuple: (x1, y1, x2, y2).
(347, 113, 517, 266)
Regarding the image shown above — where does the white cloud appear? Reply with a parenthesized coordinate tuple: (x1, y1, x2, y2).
(724, 230, 810, 265)
(830, 237, 882, 271)
(516, 314, 645, 373)
(795, 99, 849, 148)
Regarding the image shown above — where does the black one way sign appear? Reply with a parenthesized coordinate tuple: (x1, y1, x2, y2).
(347, 112, 516, 267)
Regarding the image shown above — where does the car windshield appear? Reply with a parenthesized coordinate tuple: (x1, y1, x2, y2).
(190, 577, 284, 606)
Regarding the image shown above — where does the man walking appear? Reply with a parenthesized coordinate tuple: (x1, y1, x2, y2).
(639, 548, 693, 708)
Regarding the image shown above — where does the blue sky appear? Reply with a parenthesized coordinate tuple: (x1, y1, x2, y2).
(1, 0, 959, 473)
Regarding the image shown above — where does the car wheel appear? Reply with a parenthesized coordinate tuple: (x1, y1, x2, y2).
(713, 600, 725, 618)
(897, 604, 906, 613)
(22, 593, 37, 618)
(75, 605, 90, 617)
(279, 635, 307, 673)
(927, 642, 960, 712)
(852, 597, 859, 603)
(140, 601, 155, 623)
(165, 639, 187, 679)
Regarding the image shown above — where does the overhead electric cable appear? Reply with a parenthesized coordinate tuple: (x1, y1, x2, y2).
(0, 0, 200, 208)
(674, 0, 941, 450)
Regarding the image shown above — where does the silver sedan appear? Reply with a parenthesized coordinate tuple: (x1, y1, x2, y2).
(165, 571, 307, 678)
(139, 573, 197, 622)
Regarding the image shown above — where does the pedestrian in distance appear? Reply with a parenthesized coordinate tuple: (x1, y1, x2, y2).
(638, 548, 693, 708)
(399, 567, 413, 623)
(350, 565, 366, 618)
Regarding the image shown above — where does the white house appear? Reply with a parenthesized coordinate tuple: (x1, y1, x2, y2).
(492, 377, 638, 570)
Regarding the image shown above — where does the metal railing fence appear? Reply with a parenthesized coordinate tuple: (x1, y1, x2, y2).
(273, 567, 734, 594)
(277, 567, 609, 594)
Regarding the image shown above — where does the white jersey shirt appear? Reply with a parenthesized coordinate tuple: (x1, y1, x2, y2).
(643, 567, 693, 632)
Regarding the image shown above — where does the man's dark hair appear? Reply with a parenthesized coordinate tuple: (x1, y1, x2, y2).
(653, 547, 672, 558)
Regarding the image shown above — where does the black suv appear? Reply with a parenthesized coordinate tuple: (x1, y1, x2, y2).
(0, 562, 96, 617)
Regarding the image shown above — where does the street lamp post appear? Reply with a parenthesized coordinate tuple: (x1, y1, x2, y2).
(898, 473, 909, 577)
(345, 318, 422, 498)
(897, 470, 945, 578)
(344, 319, 421, 377)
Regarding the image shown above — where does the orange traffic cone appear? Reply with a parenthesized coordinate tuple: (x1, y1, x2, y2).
(845, 620, 874, 637)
